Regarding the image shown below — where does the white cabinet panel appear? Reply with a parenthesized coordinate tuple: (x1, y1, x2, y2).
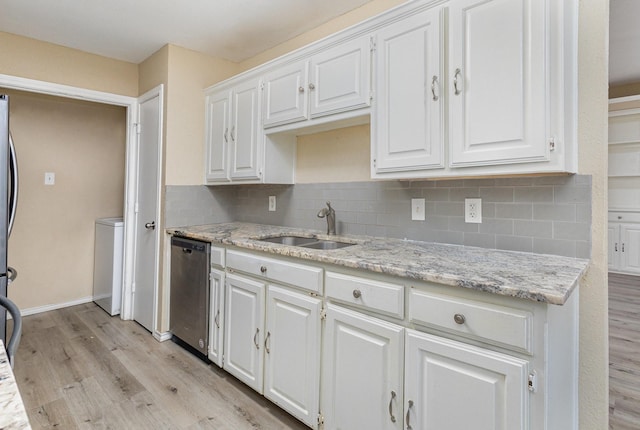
(264, 285, 321, 428)
(263, 61, 309, 127)
(208, 269, 225, 367)
(609, 223, 620, 271)
(204, 90, 231, 182)
(309, 37, 370, 118)
(373, 6, 444, 174)
(322, 304, 404, 430)
(223, 274, 265, 392)
(449, 0, 548, 167)
(405, 329, 528, 430)
(621, 224, 640, 273)
(609, 112, 640, 144)
(230, 79, 262, 180)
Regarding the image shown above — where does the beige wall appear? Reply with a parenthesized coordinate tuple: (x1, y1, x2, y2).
(3, 89, 126, 310)
(0, 32, 138, 97)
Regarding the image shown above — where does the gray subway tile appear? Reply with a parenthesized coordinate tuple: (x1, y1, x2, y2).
(463, 178, 496, 187)
(435, 201, 465, 217)
(356, 212, 377, 225)
(554, 186, 591, 204)
(482, 203, 496, 219)
(449, 217, 480, 233)
(576, 204, 591, 223)
(495, 203, 533, 219)
(576, 241, 591, 259)
(533, 175, 574, 186)
(575, 175, 592, 186)
(514, 220, 553, 238)
(435, 230, 464, 245)
(494, 177, 535, 186)
(532, 238, 576, 258)
(425, 215, 450, 230)
(449, 188, 480, 201)
(533, 204, 576, 222)
(435, 179, 465, 188)
(514, 187, 554, 203)
(425, 188, 450, 201)
(479, 219, 514, 235)
(496, 235, 533, 253)
(479, 187, 515, 202)
(365, 224, 388, 238)
(554, 222, 591, 241)
(463, 233, 496, 249)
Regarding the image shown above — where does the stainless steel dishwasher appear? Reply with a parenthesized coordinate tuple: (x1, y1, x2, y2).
(170, 236, 210, 357)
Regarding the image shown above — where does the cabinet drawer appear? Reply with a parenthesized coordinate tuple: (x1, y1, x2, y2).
(409, 289, 533, 354)
(210, 246, 225, 268)
(227, 250, 322, 294)
(325, 271, 404, 319)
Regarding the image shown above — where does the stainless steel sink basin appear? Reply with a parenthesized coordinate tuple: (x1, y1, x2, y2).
(258, 235, 355, 250)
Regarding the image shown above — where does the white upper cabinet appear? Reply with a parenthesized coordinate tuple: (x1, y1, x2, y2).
(448, 0, 547, 168)
(309, 36, 371, 118)
(230, 79, 262, 180)
(263, 61, 310, 128)
(204, 90, 231, 183)
(372, 6, 444, 174)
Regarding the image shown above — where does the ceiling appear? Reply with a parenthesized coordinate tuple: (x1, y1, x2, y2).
(0, 0, 637, 85)
(0, 0, 373, 64)
(610, 0, 640, 86)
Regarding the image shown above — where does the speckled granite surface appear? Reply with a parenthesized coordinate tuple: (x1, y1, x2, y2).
(0, 341, 31, 430)
(168, 222, 589, 305)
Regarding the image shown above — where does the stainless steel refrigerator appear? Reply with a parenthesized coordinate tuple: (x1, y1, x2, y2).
(0, 94, 20, 345)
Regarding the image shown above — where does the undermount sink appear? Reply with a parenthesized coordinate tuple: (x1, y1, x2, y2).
(258, 235, 355, 250)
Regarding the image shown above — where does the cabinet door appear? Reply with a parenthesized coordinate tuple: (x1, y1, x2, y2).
(449, 0, 548, 168)
(322, 304, 404, 430)
(373, 6, 444, 174)
(208, 269, 225, 367)
(309, 36, 370, 118)
(230, 79, 262, 181)
(405, 329, 529, 430)
(621, 224, 640, 273)
(223, 273, 265, 393)
(204, 90, 231, 183)
(263, 61, 309, 127)
(609, 223, 620, 271)
(264, 285, 322, 428)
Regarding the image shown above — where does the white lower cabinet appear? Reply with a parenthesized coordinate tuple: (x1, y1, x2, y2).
(609, 219, 640, 274)
(322, 304, 404, 430)
(404, 329, 529, 430)
(208, 268, 225, 367)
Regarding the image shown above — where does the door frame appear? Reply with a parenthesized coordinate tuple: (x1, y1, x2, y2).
(129, 85, 164, 334)
(0, 73, 162, 334)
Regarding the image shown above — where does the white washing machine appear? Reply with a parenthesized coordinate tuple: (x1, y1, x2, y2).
(93, 217, 124, 315)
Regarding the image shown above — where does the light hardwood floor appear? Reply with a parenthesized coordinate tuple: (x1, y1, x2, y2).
(609, 272, 640, 430)
(12, 303, 308, 429)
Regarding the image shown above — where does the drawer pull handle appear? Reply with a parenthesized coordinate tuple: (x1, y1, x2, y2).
(406, 400, 414, 430)
(453, 68, 462, 95)
(254, 328, 260, 350)
(454, 313, 466, 325)
(260, 265, 267, 273)
(299, 86, 305, 93)
(389, 390, 397, 423)
(214, 310, 220, 328)
(265, 331, 271, 354)
(353, 289, 362, 299)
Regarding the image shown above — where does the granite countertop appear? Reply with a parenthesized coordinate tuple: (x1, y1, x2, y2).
(0, 341, 31, 430)
(168, 222, 589, 305)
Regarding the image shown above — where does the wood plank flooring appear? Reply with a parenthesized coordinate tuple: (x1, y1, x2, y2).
(11, 303, 308, 430)
(609, 272, 640, 430)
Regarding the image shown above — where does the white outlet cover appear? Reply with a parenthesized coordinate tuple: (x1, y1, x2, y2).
(411, 198, 425, 221)
(268, 195, 276, 212)
(465, 198, 482, 223)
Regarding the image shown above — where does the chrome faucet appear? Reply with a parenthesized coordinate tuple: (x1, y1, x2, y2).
(317, 201, 336, 235)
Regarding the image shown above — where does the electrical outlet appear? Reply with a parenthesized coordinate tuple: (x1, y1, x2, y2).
(465, 198, 482, 223)
(268, 195, 276, 212)
(411, 198, 425, 221)
(44, 172, 55, 185)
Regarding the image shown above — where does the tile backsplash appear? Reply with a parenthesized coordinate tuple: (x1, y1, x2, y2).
(166, 174, 591, 259)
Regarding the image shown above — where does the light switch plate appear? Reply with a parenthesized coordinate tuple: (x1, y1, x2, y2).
(44, 172, 55, 185)
(411, 198, 425, 221)
(268, 195, 276, 212)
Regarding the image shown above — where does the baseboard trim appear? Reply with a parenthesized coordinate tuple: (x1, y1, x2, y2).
(17, 296, 96, 317)
(153, 331, 172, 342)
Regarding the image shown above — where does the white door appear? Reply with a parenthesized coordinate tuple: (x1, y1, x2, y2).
(230, 79, 262, 181)
(322, 304, 404, 430)
(621, 224, 640, 273)
(404, 329, 529, 430)
(309, 36, 370, 118)
(448, 0, 548, 167)
(609, 223, 620, 271)
(208, 268, 225, 367)
(373, 6, 444, 174)
(204, 90, 231, 183)
(133, 87, 163, 332)
(264, 285, 322, 428)
(223, 273, 265, 393)
(262, 60, 309, 127)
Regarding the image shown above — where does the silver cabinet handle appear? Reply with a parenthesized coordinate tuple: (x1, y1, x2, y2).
(618, 215, 623, 220)
(214, 310, 220, 328)
(260, 265, 267, 273)
(453, 68, 462, 95)
(431, 75, 439, 101)
(388, 390, 397, 423)
(254, 328, 260, 350)
(299, 86, 305, 93)
(454, 313, 466, 325)
(406, 400, 414, 430)
(309, 83, 315, 90)
(224, 128, 228, 143)
(265, 331, 271, 353)
(7, 267, 17, 283)
(615, 243, 618, 252)
(353, 289, 362, 299)
(623, 243, 625, 252)
(145, 221, 155, 230)
(230, 126, 235, 141)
